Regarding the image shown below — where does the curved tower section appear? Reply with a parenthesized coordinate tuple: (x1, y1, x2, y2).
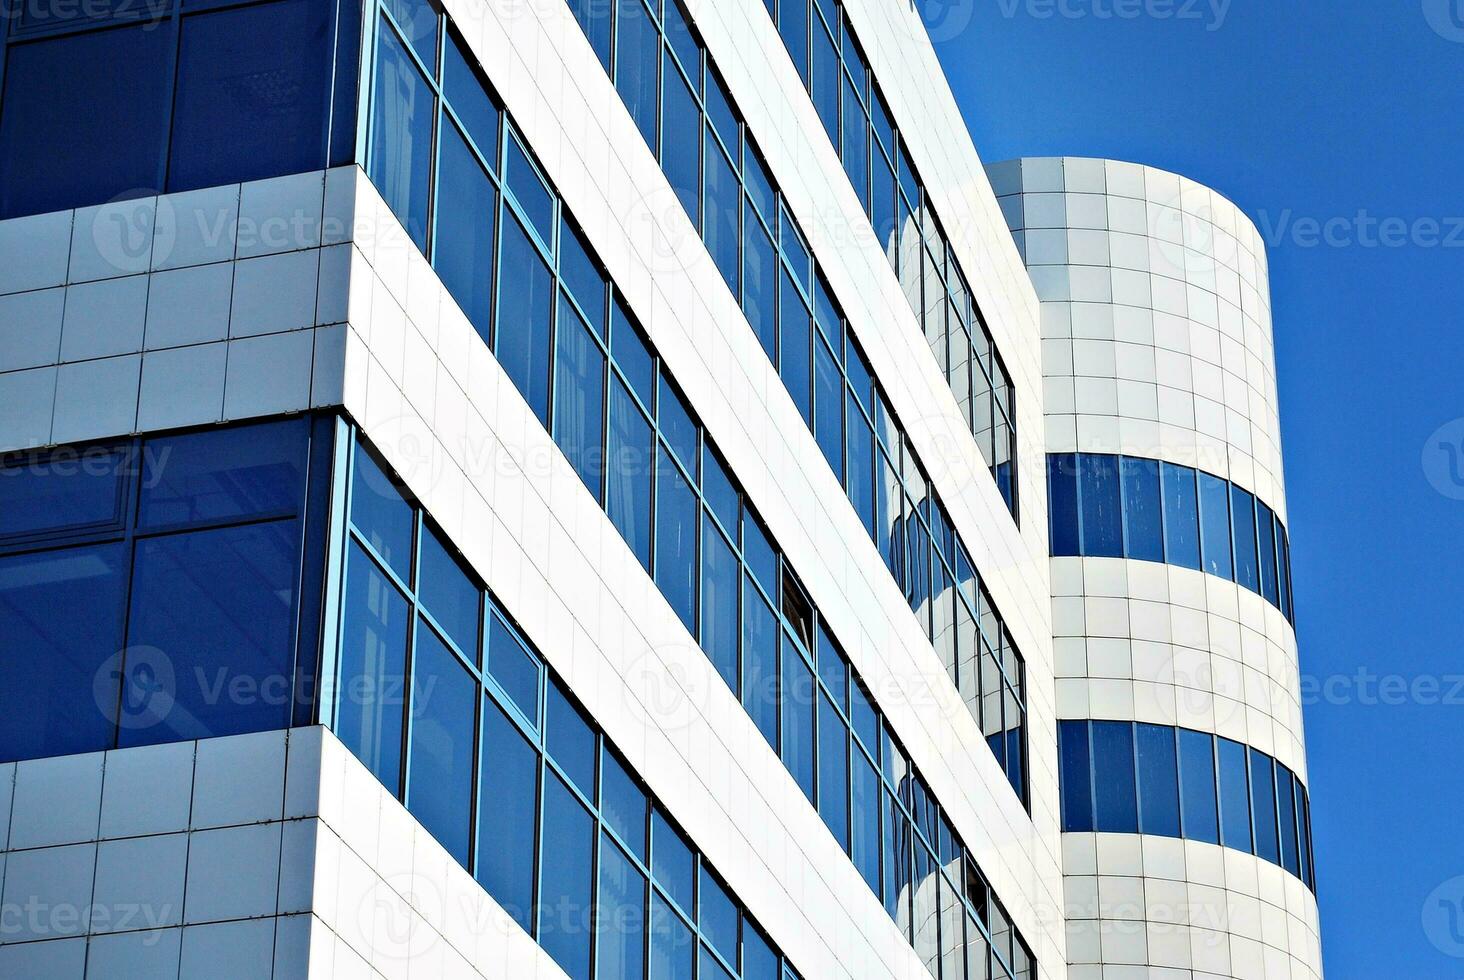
(989, 157, 1321, 980)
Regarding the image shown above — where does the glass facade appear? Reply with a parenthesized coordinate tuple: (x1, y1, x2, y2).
(759, 0, 1018, 515)
(1048, 453, 1297, 622)
(550, 0, 1029, 802)
(0, 0, 359, 218)
(1059, 721, 1316, 891)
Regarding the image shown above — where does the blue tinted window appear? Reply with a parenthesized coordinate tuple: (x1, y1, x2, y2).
(0, 26, 169, 219)
(496, 212, 554, 424)
(169, 0, 332, 192)
(704, 69, 737, 149)
(1136, 724, 1180, 838)
(351, 446, 414, 582)
(780, 269, 813, 424)
(701, 444, 738, 535)
(554, 302, 607, 498)
(487, 610, 540, 726)
(700, 944, 734, 980)
(744, 143, 775, 222)
(540, 772, 595, 979)
(817, 632, 848, 710)
(849, 681, 879, 757)
(370, 24, 435, 249)
(1278, 528, 1294, 620)
(779, 0, 809, 77)
(1178, 730, 1219, 844)
(743, 922, 778, 980)
(0, 544, 126, 763)
(1257, 502, 1279, 606)
(1058, 721, 1093, 832)
(1276, 767, 1299, 876)
(443, 36, 499, 162)
(477, 697, 538, 930)
(608, 381, 654, 571)
(141, 418, 307, 528)
(1047, 454, 1080, 557)
(662, 57, 701, 226)
(407, 623, 476, 865)
(602, 747, 648, 860)
(123, 521, 298, 747)
(851, 752, 880, 892)
(845, 402, 875, 537)
(742, 517, 778, 598)
(612, 303, 655, 405)
(1161, 462, 1201, 570)
(814, 334, 844, 478)
(810, 17, 838, 145)
(742, 586, 780, 749)
(652, 808, 695, 912)
(1217, 738, 1252, 851)
(841, 74, 869, 208)
(597, 837, 647, 980)
(505, 135, 554, 246)
(781, 643, 816, 803)
(705, 136, 740, 291)
(701, 521, 740, 692)
(0, 449, 124, 539)
(697, 867, 738, 964)
(654, 446, 698, 633)
(662, 0, 698, 74)
(872, 160, 897, 260)
(1231, 485, 1259, 593)
(559, 221, 605, 336)
(657, 374, 698, 472)
(1078, 455, 1122, 557)
(383, 0, 436, 60)
(1121, 457, 1164, 562)
(338, 542, 409, 792)
(419, 526, 480, 658)
(568, 0, 612, 68)
(1250, 749, 1279, 864)
(1198, 473, 1233, 580)
(432, 120, 497, 338)
(743, 211, 778, 358)
(1296, 783, 1313, 887)
(1090, 722, 1137, 833)
(615, 0, 660, 147)
(546, 677, 596, 798)
(818, 693, 849, 849)
(650, 894, 695, 980)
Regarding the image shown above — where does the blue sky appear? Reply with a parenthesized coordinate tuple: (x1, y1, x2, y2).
(925, 1, 1464, 974)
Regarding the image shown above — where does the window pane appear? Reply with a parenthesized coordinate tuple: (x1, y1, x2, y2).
(779, 0, 809, 78)
(1136, 724, 1180, 838)
(169, 0, 332, 192)
(1178, 729, 1219, 844)
(841, 74, 869, 208)
(560, 220, 607, 336)
(496, 212, 554, 425)
(873, 158, 897, 264)
(1120, 457, 1163, 562)
(546, 676, 596, 798)
(338, 542, 409, 792)
(1198, 473, 1233, 580)
(743, 921, 778, 980)
(615, 0, 660, 148)
(780, 268, 813, 424)
(705, 134, 740, 292)
(612, 303, 656, 406)
(597, 837, 647, 980)
(662, 0, 698, 76)
(608, 381, 654, 571)
(700, 944, 734, 980)
(1250, 748, 1279, 864)
(701, 443, 738, 536)
(433, 120, 497, 339)
(742, 517, 778, 599)
(846, 398, 876, 538)
(351, 444, 414, 582)
(554, 302, 607, 499)
(1276, 767, 1299, 876)
(505, 135, 554, 246)
(383, 0, 436, 60)
(743, 208, 778, 358)
(810, 17, 837, 145)
(650, 894, 695, 980)
(849, 681, 879, 758)
(477, 697, 538, 930)
(123, 521, 298, 748)
(568, 0, 612, 68)
(1058, 721, 1093, 832)
(0, 544, 126, 763)
(1160, 462, 1200, 570)
(818, 693, 850, 850)
(369, 23, 435, 249)
(655, 446, 698, 633)
(1078, 454, 1122, 557)
(142, 418, 307, 528)
(443, 36, 499, 162)
(657, 373, 698, 472)
(1217, 737, 1251, 851)
(0, 25, 168, 219)
(1090, 721, 1137, 833)
(652, 808, 695, 912)
(540, 772, 595, 979)
(781, 644, 816, 803)
(742, 584, 780, 749)
(1047, 454, 1080, 557)
(661, 56, 701, 227)
(701, 519, 740, 692)
(1258, 502, 1280, 606)
(0, 447, 124, 539)
(1296, 782, 1313, 887)
(697, 867, 738, 964)
(1231, 485, 1259, 593)
(407, 622, 476, 865)
(487, 609, 540, 726)
(704, 69, 737, 149)
(602, 747, 648, 860)
(852, 751, 881, 893)
(419, 526, 480, 659)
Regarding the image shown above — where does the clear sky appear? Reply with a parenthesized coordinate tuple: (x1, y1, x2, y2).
(924, 1, 1464, 975)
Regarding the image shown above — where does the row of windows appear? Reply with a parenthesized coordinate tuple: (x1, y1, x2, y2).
(558, 0, 1028, 804)
(0, 417, 330, 763)
(1059, 721, 1316, 891)
(334, 432, 803, 980)
(361, 3, 1033, 973)
(1047, 453, 1296, 622)
(759, 0, 1018, 518)
(0, 0, 357, 218)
